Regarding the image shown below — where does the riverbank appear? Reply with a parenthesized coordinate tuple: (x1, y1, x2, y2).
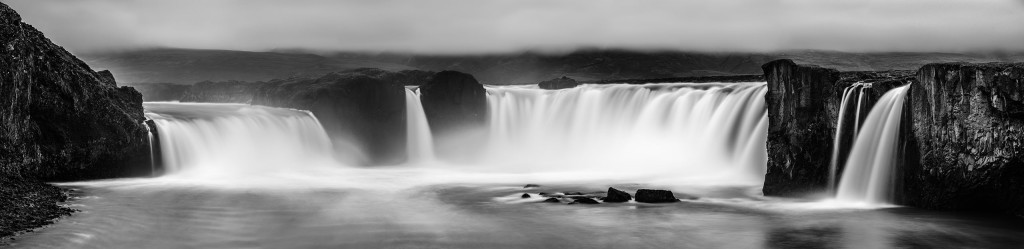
(0, 177, 75, 242)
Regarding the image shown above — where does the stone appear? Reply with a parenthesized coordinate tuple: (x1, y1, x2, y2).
(569, 197, 600, 205)
(603, 187, 632, 203)
(542, 198, 561, 203)
(521, 193, 530, 198)
(538, 76, 580, 90)
(634, 189, 680, 203)
(524, 184, 540, 188)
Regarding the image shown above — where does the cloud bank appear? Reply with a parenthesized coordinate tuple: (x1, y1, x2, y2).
(5, 0, 1024, 54)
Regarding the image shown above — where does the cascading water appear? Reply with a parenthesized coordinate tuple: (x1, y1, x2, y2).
(829, 83, 867, 193)
(144, 103, 335, 178)
(479, 83, 768, 184)
(405, 88, 435, 163)
(835, 85, 911, 205)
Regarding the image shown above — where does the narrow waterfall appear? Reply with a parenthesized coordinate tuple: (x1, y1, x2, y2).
(144, 103, 334, 176)
(836, 85, 911, 205)
(829, 83, 866, 193)
(145, 123, 156, 176)
(405, 88, 435, 162)
(481, 83, 768, 182)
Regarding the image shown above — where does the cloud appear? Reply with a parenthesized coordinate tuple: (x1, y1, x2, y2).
(4, 0, 1024, 54)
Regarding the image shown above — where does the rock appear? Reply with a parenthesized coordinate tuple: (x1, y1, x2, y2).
(418, 71, 488, 159)
(251, 72, 407, 165)
(603, 187, 632, 203)
(563, 192, 584, 196)
(538, 76, 579, 90)
(542, 198, 561, 203)
(762, 59, 841, 197)
(521, 193, 530, 198)
(0, 2, 150, 180)
(523, 184, 540, 188)
(569, 197, 600, 205)
(634, 189, 680, 203)
(905, 62, 1024, 216)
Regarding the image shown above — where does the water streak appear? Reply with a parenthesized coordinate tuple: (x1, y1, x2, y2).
(405, 88, 436, 163)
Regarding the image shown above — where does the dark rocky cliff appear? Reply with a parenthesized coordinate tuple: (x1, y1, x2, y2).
(906, 63, 1024, 216)
(762, 60, 840, 197)
(252, 72, 408, 165)
(0, 3, 150, 180)
(180, 81, 261, 103)
(765, 59, 1024, 216)
(418, 71, 488, 160)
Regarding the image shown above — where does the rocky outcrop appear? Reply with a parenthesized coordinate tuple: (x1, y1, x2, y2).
(906, 63, 1024, 216)
(252, 72, 407, 165)
(538, 76, 579, 90)
(603, 187, 632, 203)
(634, 189, 680, 203)
(418, 71, 488, 159)
(762, 59, 841, 197)
(0, 3, 150, 180)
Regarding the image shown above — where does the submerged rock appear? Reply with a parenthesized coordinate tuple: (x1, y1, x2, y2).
(538, 76, 580, 90)
(521, 193, 531, 198)
(603, 187, 632, 203)
(634, 189, 680, 203)
(542, 198, 561, 203)
(569, 197, 600, 205)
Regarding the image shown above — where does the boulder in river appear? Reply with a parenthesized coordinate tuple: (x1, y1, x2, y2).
(542, 198, 561, 203)
(603, 187, 632, 203)
(569, 197, 600, 205)
(634, 189, 680, 203)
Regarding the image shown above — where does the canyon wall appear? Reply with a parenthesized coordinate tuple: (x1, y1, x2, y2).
(765, 59, 1024, 216)
(906, 63, 1024, 215)
(0, 3, 150, 180)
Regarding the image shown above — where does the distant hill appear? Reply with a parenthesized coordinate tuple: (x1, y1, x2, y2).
(79, 48, 1024, 85)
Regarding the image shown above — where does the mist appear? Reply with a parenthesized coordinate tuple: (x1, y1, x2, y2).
(5, 0, 1024, 54)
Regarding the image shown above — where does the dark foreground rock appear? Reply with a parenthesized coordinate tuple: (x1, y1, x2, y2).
(603, 187, 632, 203)
(0, 177, 74, 240)
(634, 189, 680, 203)
(0, 2, 150, 180)
(538, 76, 579, 90)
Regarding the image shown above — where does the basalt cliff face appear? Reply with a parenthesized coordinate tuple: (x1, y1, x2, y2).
(762, 60, 840, 197)
(764, 59, 1024, 216)
(906, 63, 1024, 215)
(252, 72, 409, 165)
(0, 3, 149, 180)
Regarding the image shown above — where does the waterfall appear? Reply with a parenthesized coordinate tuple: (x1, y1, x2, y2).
(480, 83, 768, 182)
(144, 103, 334, 177)
(405, 88, 435, 162)
(835, 85, 911, 205)
(829, 83, 866, 193)
(145, 123, 156, 176)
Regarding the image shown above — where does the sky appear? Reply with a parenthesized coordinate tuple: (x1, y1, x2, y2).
(4, 0, 1024, 54)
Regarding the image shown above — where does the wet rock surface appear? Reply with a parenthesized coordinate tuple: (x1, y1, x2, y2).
(418, 71, 488, 159)
(634, 189, 681, 203)
(538, 76, 580, 90)
(603, 187, 632, 203)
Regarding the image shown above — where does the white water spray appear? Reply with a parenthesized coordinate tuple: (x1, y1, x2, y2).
(144, 103, 335, 178)
(479, 83, 768, 184)
(836, 85, 911, 205)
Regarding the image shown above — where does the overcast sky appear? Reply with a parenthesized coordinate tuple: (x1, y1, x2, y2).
(4, 0, 1024, 54)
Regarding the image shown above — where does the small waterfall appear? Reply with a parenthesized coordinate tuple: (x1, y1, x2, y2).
(144, 103, 334, 176)
(482, 83, 767, 182)
(836, 85, 911, 205)
(829, 83, 867, 193)
(405, 88, 435, 162)
(145, 123, 156, 176)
